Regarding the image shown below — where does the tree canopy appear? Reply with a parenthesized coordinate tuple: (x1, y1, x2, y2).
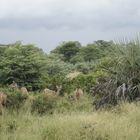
(0, 40, 113, 91)
(51, 41, 81, 62)
(0, 43, 48, 90)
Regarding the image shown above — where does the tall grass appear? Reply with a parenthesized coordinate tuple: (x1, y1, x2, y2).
(0, 103, 140, 140)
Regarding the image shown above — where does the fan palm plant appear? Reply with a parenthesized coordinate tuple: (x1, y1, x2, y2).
(109, 41, 140, 83)
(92, 38, 140, 109)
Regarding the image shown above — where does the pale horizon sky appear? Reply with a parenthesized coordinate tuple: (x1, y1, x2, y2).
(0, 0, 140, 52)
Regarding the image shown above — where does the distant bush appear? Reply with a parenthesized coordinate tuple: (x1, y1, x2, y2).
(61, 70, 107, 94)
(31, 94, 58, 114)
(6, 92, 28, 110)
(31, 92, 93, 114)
(0, 87, 28, 110)
(74, 61, 95, 74)
(0, 43, 48, 90)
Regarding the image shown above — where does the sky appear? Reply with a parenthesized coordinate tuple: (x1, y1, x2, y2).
(0, 0, 140, 52)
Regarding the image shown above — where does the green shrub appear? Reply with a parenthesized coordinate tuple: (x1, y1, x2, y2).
(91, 39, 140, 109)
(31, 95, 58, 115)
(62, 70, 107, 94)
(0, 87, 28, 110)
(0, 43, 48, 91)
(31, 93, 92, 114)
(6, 92, 28, 110)
(74, 61, 95, 74)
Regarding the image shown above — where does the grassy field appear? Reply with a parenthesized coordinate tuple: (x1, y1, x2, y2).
(0, 103, 140, 140)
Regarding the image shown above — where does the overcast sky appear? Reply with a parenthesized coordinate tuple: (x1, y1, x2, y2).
(0, 0, 140, 52)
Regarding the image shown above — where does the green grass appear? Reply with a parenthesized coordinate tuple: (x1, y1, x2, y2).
(0, 103, 140, 140)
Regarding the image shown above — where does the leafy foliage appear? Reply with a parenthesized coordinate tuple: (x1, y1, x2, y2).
(2, 39, 140, 110)
(91, 40, 140, 109)
(31, 95, 58, 114)
(51, 41, 81, 62)
(71, 44, 102, 63)
(0, 43, 48, 90)
(0, 87, 28, 110)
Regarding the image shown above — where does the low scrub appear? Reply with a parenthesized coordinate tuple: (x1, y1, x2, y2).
(31, 95, 58, 114)
(6, 92, 28, 110)
(31, 94, 92, 115)
(0, 87, 28, 110)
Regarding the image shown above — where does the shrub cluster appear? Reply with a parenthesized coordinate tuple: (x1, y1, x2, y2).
(0, 87, 28, 110)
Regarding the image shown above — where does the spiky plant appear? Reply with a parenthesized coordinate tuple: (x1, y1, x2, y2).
(92, 38, 140, 109)
(109, 40, 140, 83)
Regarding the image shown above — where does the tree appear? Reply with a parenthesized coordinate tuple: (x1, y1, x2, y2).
(94, 40, 113, 49)
(0, 43, 48, 90)
(71, 44, 103, 63)
(45, 54, 74, 89)
(51, 41, 81, 62)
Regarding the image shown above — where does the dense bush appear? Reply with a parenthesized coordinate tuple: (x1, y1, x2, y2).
(74, 61, 96, 74)
(51, 41, 81, 62)
(31, 94, 92, 114)
(6, 93, 28, 110)
(71, 44, 102, 63)
(61, 70, 106, 94)
(0, 40, 111, 92)
(31, 94, 58, 114)
(0, 87, 28, 110)
(91, 40, 140, 109)
(2, 39, 140, 111)
(0, 42, 48, 90)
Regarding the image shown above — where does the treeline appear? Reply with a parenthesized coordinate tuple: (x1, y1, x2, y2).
(0, 40, 112, 91)
(1, 39, 140, 109)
